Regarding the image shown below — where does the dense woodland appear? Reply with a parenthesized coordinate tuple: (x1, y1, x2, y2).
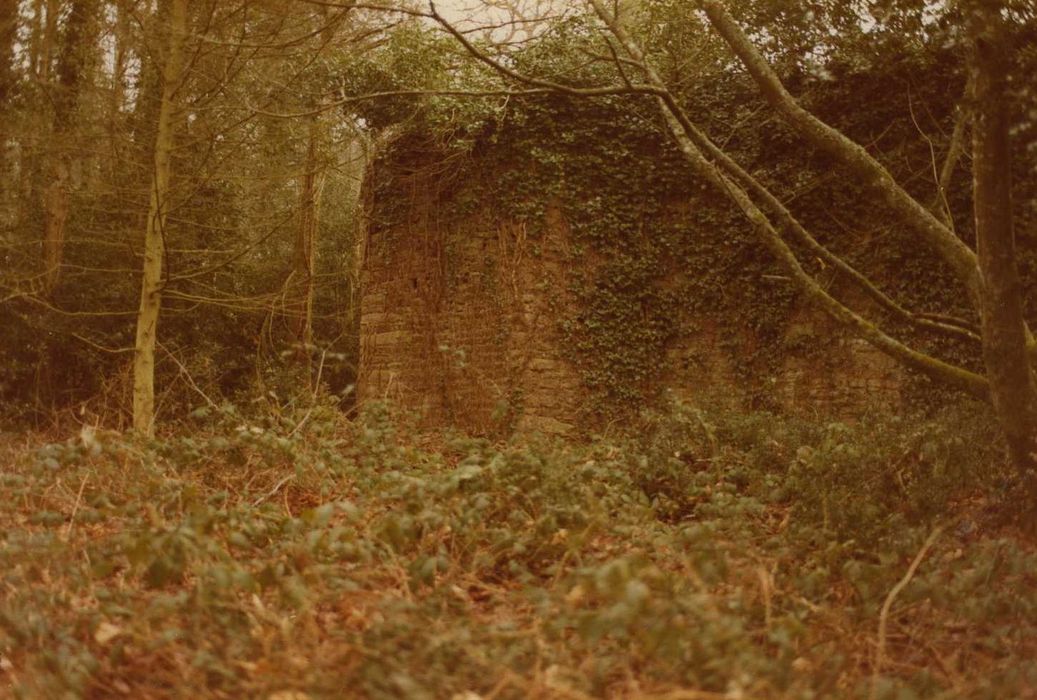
(2, 1, 1037, 698)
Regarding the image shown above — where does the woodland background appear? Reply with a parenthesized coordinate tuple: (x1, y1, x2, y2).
(2, 1, 1037, 698)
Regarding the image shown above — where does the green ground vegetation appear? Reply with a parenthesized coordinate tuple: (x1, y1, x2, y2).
(2, 399, 1034, 699)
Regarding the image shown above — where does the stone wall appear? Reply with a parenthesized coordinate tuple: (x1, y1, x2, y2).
(358, 162, 583, 434)
(357, 149, 908, 435)
(772, 307, 904, 415)
(659, 307, 904, 418)
(359, 211, 905, 434)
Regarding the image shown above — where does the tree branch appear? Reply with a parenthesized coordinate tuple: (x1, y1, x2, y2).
(697, 0, 983, 306)
(936, 97, 969, 229)
(586, 0, 989, 400)
(427, 0, 664, 98)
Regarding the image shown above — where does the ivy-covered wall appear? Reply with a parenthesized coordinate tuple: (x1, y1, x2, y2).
(356, 52, 1032, 433)
(358, 137, 582, 434)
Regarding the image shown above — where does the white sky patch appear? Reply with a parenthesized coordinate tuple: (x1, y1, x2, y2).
(425, 0, 575, 40)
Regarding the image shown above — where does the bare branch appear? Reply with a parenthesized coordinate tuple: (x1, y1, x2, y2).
(697, 0, 983, 305)
(585, 0, 989, 399)
(427, 1, 664, 97)
(936, 102, 970, 228)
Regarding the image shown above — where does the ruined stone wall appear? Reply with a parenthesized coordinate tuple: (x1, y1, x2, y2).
(772, 307, 904, 415)
(661, 308, 904, 418)
(358, 162, 582, 434)
(359, 196, 907, 434)
(356, 128, 914, 435)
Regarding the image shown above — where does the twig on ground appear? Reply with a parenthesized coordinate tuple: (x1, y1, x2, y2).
(872, 524, 945, 699)
(64, 474, 89, 540)
(252, 474, 295, 507)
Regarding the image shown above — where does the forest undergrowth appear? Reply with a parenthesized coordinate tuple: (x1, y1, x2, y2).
(1, 400, 1035, 699)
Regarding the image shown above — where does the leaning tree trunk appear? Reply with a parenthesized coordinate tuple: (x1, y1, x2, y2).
(969, 3, 1037, 481)
(698, 0, 983, 306)
(132, 0, 187, 435)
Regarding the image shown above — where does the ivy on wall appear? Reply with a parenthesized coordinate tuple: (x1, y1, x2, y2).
(363, 40, 1035, 423)
(368, 94, 805, 421)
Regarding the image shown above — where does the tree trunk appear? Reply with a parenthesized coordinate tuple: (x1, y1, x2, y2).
(130, 0, 170, 163)
(17, 0, 55, 229)
(970, 3, 1037, 481)
(38, 0, 58, 83)
(40, 160, 71, 295)
(0, 0, 18, 192)
(291, 114, 323, 383)
(132, 0, 187, 435)
(107, 0, 131, 178)
(0, 0, 16, 110)
(40, 0, 97, 296)
(28, 0, 44, 79)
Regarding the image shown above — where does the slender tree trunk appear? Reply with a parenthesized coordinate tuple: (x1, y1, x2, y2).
(40, 160, 71, 294)
(39, 0, 58, 83)
(0, 0, 16, 111)
(107, 0, 130, 178)
(39, 0, 97, 296)
(132, 0, 187, 435)
(291, 114, 323, 382)
(0, 0, 18, 193)
(130, 0, 169, 162)
(288, 4, 336, 387)
(28, 0, 44, 79)
(18, 0, 54, 228)
(935, 102, 969, 229)
(969, 3, 1037, 482)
